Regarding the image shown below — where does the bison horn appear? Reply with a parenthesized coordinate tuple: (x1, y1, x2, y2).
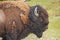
(34, 7, 39, 17)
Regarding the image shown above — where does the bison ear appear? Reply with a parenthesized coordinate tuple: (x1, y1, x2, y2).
(34, 7, 39, 17)
(20, 13, 29, 24)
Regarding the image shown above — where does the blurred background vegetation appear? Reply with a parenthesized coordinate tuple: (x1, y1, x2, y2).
(0, 0, 60, 40)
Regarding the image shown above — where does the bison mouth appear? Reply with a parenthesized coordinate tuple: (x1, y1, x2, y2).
(31, 24, 48, 38)
(34, 31, 43, 38)
(42, 25, 48, 32)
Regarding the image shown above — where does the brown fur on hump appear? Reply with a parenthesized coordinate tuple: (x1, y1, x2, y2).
(0, 1, 30, 16)
(0, 1, 30, 24)
(0, 1, 30, 34)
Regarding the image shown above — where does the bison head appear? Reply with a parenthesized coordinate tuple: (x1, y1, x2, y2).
(28, 5, 49, 38)
(7, 5, 49, 40)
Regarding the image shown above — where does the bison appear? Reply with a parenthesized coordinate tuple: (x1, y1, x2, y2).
(0, 1, 49, 40)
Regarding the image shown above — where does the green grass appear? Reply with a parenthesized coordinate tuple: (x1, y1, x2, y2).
(47, 17, 60, 40)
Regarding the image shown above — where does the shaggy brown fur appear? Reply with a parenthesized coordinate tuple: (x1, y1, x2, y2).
(0, 1, 30, 24)
(0, 1, 30, 40)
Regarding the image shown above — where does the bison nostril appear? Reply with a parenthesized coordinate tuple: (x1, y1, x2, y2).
(43, 23, 48, 29)
(44, 21, 49, 25)
(44, 23, 48, 26)
(45, 23, 48, 25)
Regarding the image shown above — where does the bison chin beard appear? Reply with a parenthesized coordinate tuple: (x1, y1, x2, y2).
(32, 31, 43, 38)
(35, 32, 43, 38)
